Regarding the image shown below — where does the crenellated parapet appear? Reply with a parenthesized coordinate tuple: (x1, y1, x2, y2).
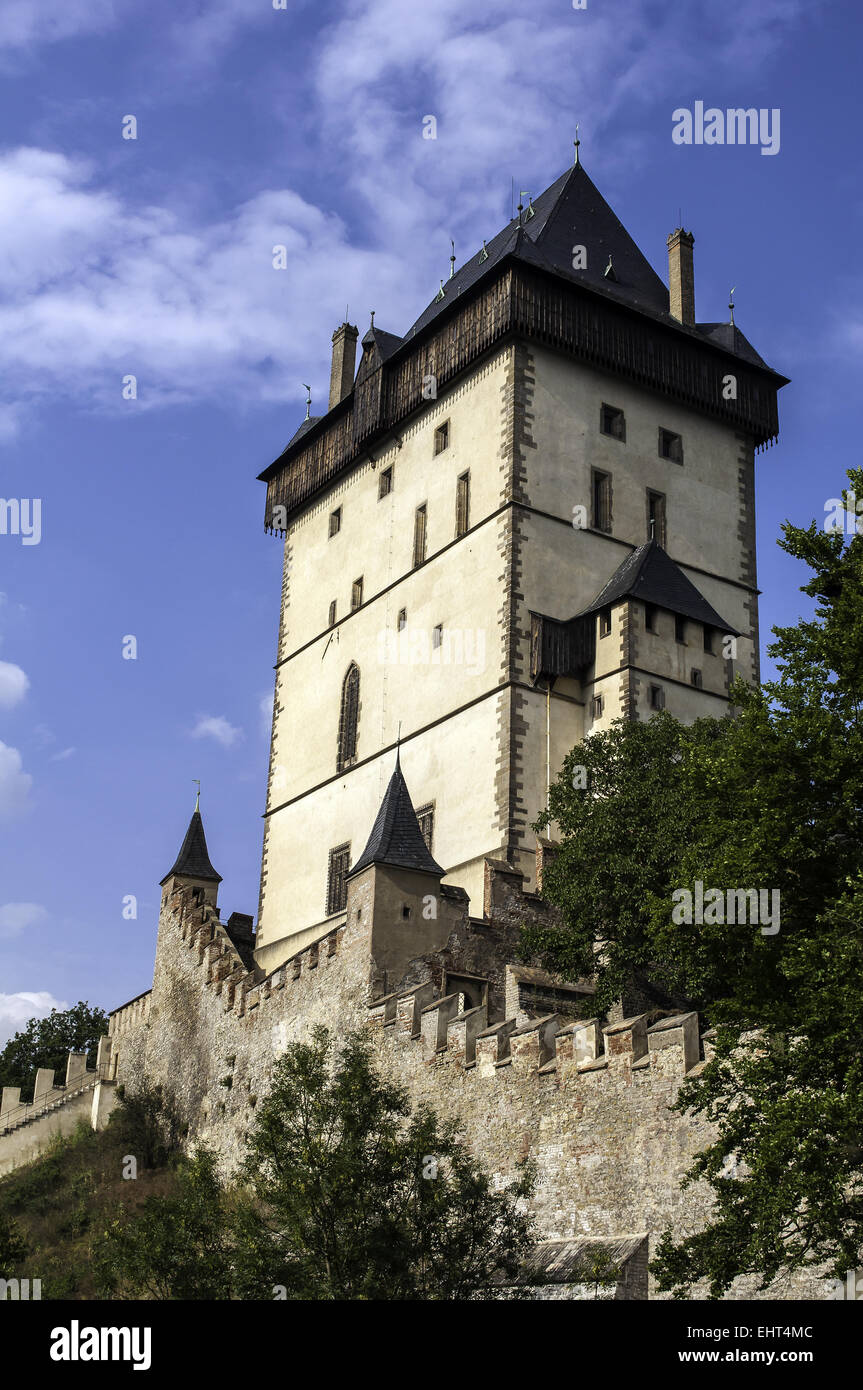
(368, 973, 706, 1090)
(0, 1039, 114, 1137)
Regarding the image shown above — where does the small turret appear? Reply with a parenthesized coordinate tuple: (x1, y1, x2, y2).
(159, 796, 222, 908)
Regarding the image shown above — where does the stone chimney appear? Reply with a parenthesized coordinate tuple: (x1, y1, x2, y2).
(328, 322, 359, 409)
(666, 228, 695, 326)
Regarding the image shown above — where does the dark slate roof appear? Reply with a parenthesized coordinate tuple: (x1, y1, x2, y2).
(360, 325, 402, 361)
(581, 541, 739, 634)
(349, 752, 444, 878)
(285, 416, 322, 448)
(406, 161, 671, 340)
(696, 322, 768, 368)
(160, 808, 222, 886)
(499, 1235, 646, 1288)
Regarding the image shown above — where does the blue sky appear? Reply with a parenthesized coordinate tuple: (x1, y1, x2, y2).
(0, 0, 860, 1042)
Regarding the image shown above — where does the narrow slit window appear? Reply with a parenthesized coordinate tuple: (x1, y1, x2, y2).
(326, 843, 351, 916)
(456, 471, 470, 537)
(416, 803, 435, 852)
(592, 470, 612, 533)
(592, 694, 604, 719)
(691, 669, 703, 689)
(397, 608, 407, 631)
(413, 504, 427, 568)
(337, 663, 360, 772)
(675, 615, 686, 644)
(644, 603, 658, 633)
(328, 599, 337, 628)
(329, 507, 341, 538)
(649, 685, 665, 711)
(703, 626, 714, 653)
(647, 490, 667, 547)
(434, 421, 449, 455)
(598, 606, 612, 638)
(378, 467, 393, 498)
(351, 577, 363, 611)
(432, 624, 443, 649)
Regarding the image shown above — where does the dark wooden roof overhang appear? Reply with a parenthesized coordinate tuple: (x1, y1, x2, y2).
(259, 258, 788, 536)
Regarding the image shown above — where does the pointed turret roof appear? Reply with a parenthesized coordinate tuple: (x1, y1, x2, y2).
(349, 751, 444, 879)
(407, 161, 671, 340)
(160, 807, 222, 886)
(581, 540, 739, 634)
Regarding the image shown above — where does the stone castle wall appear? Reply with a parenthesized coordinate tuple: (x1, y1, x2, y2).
(102, 858, 831, 1301)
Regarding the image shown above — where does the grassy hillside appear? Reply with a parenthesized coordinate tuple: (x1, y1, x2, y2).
(0, 1109, 181, 1299)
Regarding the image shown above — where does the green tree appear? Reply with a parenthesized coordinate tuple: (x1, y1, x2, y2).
(94, 1148, 235, 1300)
(95, 1030, 535, 1300)
(523, 469, 863, 1295)
(109, 1080, 186, 1170)
(235, 1027, 534, 1300)
(0, 1206, 27, 1272)
(0, 1001, 108, 1095)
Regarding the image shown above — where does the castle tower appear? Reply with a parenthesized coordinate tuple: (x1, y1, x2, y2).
(159, 800, 222, 910)
(255, 159, 787, 970)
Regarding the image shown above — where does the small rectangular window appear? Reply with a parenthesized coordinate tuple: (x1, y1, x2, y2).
(351, 577, 363, 611)
(691, 669, 703, 689)
(328, 600, 337, 628)
(456, 471, 470, 537)
(675, 615, 686, 644)
(413, 504, 427, 568)
(329, 507, 341, 538)
(397, 608, 407, 631)
(434, 421, 449, 455)
(659, 427, 683, 463)
(598, 607, 612, 637)
(649, 685, 665, 711)
(644, 603, 657, 633)
(600, 403, 626, 441)
(592, 470, 612, 533)
(416, 803, 434, 852)
(647, 490, 667, 547)
(432, 624, 443, 649)
(703, 626, 714, 654)
(592, 694, 604, 719)
(378, 467, 393, 498)
(326, 844, 351, 916)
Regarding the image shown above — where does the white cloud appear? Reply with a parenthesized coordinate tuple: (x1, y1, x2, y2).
(0, 2, 806, 435)
(0, 902, 48, 938)
(190, 714, 243, 748)
(0, 660, 29, 709)
(49, 746, 76, 762)
(0, 991, 66, 1049)
(0, 741, 32, 820)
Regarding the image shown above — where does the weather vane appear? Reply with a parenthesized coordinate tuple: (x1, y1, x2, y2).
(193, 778, 201, 811)
(302, 383, 311, 419)
(573, 124, 580, 166)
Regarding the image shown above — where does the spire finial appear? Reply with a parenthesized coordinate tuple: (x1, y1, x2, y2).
(193, 778, 201, 812)
(370, 309, 375, 329)
(302, 383, 311, 420)
(729, 286, 736, 327)
(573, 125, 580, 167)
(449, 239, 455, 278)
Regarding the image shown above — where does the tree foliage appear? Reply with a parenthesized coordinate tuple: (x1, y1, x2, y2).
(0, 1001, 108, 1095)
(109, 1081, 186, 1170)
(94, 1028, 534, 1300)
(522, 469, 863, 1295)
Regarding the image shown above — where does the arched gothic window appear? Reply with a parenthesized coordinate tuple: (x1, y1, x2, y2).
(337, 663, 360, 772)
